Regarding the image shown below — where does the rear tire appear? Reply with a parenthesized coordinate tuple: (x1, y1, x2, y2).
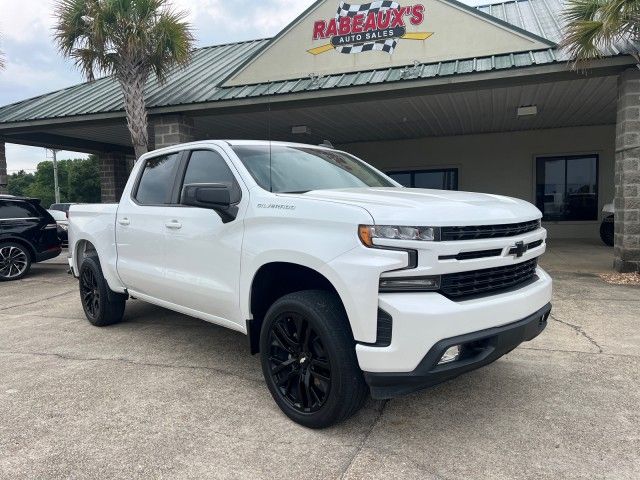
(0, 242, 32, 281)
(79, 256, 126, 327)
(600, 217, 614, 247)
(259, 290, 368, 428)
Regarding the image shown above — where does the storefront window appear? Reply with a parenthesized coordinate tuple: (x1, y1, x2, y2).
(535, 155, 599, 221)
(387, 169, 459, 190)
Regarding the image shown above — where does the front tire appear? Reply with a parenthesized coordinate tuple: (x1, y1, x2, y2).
(0, 242, 32, 281)
(79, 256, 126, 327)
(259, 290, 368, 428)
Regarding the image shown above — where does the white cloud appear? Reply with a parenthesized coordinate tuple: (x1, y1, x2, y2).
(0, 0, 55, 43)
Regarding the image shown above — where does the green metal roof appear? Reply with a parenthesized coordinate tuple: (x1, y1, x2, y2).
(0, 38, 268, 124)
(0, 0, 625, 126)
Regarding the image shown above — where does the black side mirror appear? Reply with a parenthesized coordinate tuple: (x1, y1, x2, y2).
(181, 183, 238, 221)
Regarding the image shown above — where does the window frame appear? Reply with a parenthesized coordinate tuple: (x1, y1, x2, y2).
(386, 168, 459, 190)
(174, 148, 243, 206)
(131, 151, 187, 207)
(535, 154, 600, 222)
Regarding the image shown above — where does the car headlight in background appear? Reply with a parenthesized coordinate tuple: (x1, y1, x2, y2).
(379, 276, 440, 292)
(358, 225, 438, 247)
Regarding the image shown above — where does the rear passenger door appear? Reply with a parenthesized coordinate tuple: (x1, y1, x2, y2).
(161, 148, 246, 327)
(116, 151, 183, 299)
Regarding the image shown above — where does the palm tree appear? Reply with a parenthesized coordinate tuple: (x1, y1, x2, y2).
(54, 0, 194, 159)
(561, 0, 640, 66)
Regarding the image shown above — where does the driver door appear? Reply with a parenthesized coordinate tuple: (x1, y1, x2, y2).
(161, 148, 246, 328)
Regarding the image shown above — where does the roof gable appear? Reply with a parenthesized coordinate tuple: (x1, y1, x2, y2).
(225, 0, 555, 86)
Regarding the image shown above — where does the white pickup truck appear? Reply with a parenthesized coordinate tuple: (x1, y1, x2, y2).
(68, 140, 552, 428)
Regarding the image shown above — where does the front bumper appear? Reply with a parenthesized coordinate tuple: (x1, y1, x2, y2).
(357, 267, 552, 373)
(365, 303, 551, 399)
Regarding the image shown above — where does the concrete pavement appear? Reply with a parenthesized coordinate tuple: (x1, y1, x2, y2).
(0, 241, 638, 479)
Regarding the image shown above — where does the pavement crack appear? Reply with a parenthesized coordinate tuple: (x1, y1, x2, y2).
(0, 290, 77, 312)
(550, 314, 603, 353)
(340, 399, 388, 479)
(0, 349, 264, 385)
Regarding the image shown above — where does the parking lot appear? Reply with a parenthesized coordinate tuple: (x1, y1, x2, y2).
(0, 240, 638, 479)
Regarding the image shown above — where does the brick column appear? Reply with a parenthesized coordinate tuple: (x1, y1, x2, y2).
(0, 140, 7, 195)
(99, 153, 128, 203)
(152, 115, 196, 150)
(614, 68, 640, 272)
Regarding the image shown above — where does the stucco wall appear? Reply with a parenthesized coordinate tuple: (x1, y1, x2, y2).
(227, 0, 548, 85)
(342, 125, 616, 239)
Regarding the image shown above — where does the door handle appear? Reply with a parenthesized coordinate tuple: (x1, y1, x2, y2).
(118, 218, 130, 226)
(165, 220, 182, 230)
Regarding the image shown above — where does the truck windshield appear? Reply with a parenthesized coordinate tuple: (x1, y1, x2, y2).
(231, 145, 396, 193)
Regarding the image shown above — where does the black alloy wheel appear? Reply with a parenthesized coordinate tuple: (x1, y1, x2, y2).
(267, 312, 332, 413)
(260, 290, 369, 429)
(80, 266, 101, 320)
(78, 256, 126, 327)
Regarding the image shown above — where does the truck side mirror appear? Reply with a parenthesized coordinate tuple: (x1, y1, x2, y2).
(181, 183, 238, 222)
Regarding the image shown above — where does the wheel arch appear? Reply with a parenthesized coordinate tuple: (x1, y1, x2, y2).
(246, 261, 350, 354)
(74, 239, 99, 264)
(71, 237, 125, 294)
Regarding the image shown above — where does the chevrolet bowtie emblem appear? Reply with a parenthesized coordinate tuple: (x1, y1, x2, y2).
(510, 241, 528, 258)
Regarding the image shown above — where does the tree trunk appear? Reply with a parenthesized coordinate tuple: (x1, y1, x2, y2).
(118, 65, 149, 160)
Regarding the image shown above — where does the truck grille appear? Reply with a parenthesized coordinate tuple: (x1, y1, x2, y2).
(440, 220, 540, 241)
(440, 258, 538, 299)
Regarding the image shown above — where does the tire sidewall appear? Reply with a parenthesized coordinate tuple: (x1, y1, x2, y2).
(0, 242, 32, 282)
(259, 292, 360, 428)
(79, 256, 111, 326)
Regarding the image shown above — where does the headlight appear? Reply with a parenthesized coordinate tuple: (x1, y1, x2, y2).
(359, 225, 437, 247)
(379, 276, 441, 292)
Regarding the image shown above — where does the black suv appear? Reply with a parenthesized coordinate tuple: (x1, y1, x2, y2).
(0, 195, 62, 281)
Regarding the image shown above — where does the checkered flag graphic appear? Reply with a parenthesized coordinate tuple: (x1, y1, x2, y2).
(335, 1, 401, 54)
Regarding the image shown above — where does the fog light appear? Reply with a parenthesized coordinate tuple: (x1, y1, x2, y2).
(438, 345, 461, 365)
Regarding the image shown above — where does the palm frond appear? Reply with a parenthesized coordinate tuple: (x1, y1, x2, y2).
(561, 0, 640, 68)
(53, 0, 195, 156)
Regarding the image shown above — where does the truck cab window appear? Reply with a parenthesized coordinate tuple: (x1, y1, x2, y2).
(135, 153, 181, 205)
(183, 150, 236, 185)
(181, 150, 241, 203)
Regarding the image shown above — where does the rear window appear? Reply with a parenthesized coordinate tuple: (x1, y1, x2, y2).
(135, 153, 181, 205)
(0, 200, 39, 220)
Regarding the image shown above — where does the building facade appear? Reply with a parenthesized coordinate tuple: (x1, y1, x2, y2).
(0, 0, 638, 271)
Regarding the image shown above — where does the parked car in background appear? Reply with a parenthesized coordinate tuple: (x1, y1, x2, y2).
(68, 141, 552, 428)
(48, 209, 69, 246)
(50, 203, 77, 218)
(0, 195, 62, 281)
(600, 202, 614, 247)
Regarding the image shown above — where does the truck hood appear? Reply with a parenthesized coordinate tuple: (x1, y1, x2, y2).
(291, 188, 541, 225)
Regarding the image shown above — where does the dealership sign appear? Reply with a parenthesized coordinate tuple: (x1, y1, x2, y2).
(308, 1, 432, 55)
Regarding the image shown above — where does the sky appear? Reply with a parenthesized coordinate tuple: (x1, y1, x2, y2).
(0, 0, 486, 173)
